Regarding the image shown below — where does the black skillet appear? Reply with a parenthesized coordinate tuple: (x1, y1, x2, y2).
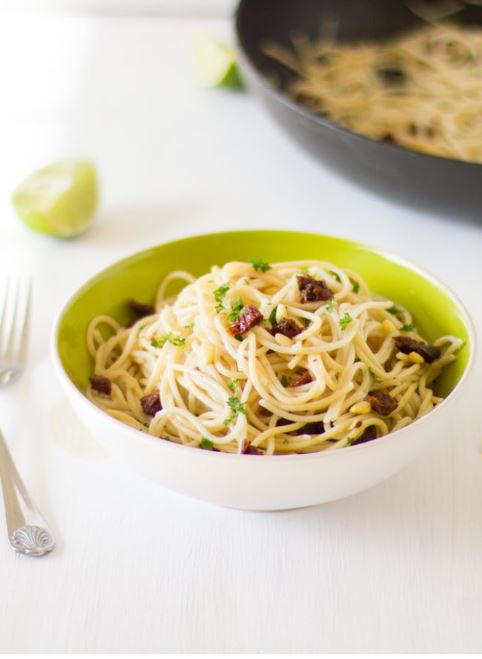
(235, 0, 482, 219)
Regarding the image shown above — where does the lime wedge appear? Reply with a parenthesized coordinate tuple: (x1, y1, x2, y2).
(12, 159, 98, 238)
(193, 33, 243, 89)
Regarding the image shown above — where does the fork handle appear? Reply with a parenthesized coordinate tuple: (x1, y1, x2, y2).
(0, 428, 54, 556)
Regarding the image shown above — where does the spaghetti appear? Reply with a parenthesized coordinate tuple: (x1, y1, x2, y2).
(86, 260, 461, 455)
(264, 23, 482, 162)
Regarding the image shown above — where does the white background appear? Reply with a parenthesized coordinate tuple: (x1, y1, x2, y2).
(0, 5, 481, 653)
(0, 0, 236, 16)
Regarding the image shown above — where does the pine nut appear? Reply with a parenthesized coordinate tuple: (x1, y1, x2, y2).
(274, 333, 293, 347)
(349, 401, 371, 415)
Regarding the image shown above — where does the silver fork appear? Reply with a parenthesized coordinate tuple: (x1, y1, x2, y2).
(0, 278, 55, 557)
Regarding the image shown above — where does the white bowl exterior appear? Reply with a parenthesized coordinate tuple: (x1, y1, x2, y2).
(51, 234, 476, 511)
(61, 374, 463, 511)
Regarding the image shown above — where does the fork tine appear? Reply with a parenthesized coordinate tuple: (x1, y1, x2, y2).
(0, 280, 8, 349)
(0, 278, 31, 365)
(14, 278, 31, 364)
(0, 279, 17, 362)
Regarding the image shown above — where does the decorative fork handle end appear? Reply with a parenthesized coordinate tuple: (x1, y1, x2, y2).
(10, 525, 55, 557)
(0, 428, 55, 558)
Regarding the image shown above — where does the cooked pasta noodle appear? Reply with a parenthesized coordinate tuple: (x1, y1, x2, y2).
(86, 260, 461, 455)
(264, 23, 482, 162)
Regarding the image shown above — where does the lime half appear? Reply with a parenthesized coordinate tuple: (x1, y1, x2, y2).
(12, 159, 98, 238)
(193, 33, 243, 89)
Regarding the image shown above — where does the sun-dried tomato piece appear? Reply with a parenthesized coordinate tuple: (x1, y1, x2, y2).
(351, 425, 378, 446)
(128, 299, 155, 318)
(394, 336, 441, 363)
(271, 318, 303, 338)
(140, 391, 162, 416)
(243, 444, 263, 455)
(292, 371, 313, 387)
(229, 305, 263, 335)
(367, 391, 397, 416)
(296, 421, 324, 435)
(89, 375, 111, 395)
(297, 275, 333, 303)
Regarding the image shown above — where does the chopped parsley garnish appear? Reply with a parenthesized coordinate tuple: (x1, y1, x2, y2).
(200, 437, 215, 450)
(223, 396, 247, 426)
(214, 283, 229, 312)
(269, 305, 278, 325)
(352, 280, 360, 294)
(387, 305, 398, 315)
(249, 258, 272, 273)
(326, 298, 335, 312)
(301, 317, 311, 327)
(227, 396, 246, 415)
(401, 323, 413, 332)
(234, 333, 244, 342)
(281, 374, 289, 387)
(229, 378, 239, 392)
(151, 333, 186, 348)
(339, 313, 353, 330)
(228, 296, 244, 322)
(345, 436, 356, 446)
(328, 269, 341, 283)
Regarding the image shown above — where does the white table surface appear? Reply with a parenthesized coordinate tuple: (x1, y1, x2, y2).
(0, 12, 481, 654)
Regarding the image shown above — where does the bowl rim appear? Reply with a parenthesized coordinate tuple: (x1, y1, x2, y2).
(234, 0, 482, 171)
(51, 228, 477, 462)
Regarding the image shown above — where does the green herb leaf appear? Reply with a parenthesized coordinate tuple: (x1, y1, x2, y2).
(214, 282, 229, 304)
(184, 322, 194, 329)
(281, 374, 289, 387)
(328, 269, 341, 283)
(351, 280, 360, 294)
(169, 334, 186, 347)
(326, 298, 335, 312)
(269, 305, 278, 325)
(387, 305, 398, 315)
(401, 323, 413, 332)
(345, 436, 356, 446)
(339, 313, 353, 330)
(200, 437, 214, 450)
(249, 257, 272, 272)
(301, 317, 311, 327)
(234, 333, 244, 342)
(228, 296, 244, 322)
(227, 396, 246, 415)
(214, 283, 230, 313)
(150, 333, 186, 348)
(229, 378, 239, 392)
(223, 396, 247, 426)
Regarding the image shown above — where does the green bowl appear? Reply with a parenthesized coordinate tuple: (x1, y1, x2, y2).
(55, 230, 474, 398)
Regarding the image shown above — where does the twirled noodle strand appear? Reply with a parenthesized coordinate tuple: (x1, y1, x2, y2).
(87, 260, 461, 455)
